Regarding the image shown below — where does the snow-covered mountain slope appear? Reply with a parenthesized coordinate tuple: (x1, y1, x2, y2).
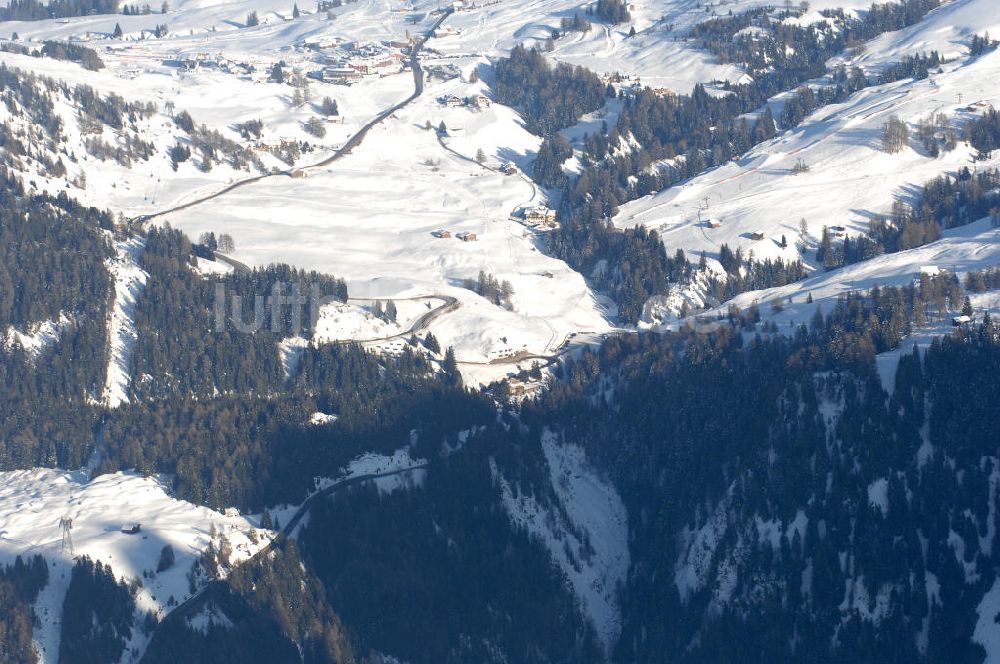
(5, 0, 994, 382)
(700, 216, 1000, 324)
(0, 0, 618, 381)
(156, 71, 615, 369)
(0, 0, 415, 44)
(617, 0, 1000, 271)
(0, 468, 270, 664)
(427, 0, 875, 91)
(679, 215, 1000, 403)
(607, 0, 1000, 334)
(3, 314, 73, 358)
(493, 430, 629, 653)
(0, 45, 404, 211)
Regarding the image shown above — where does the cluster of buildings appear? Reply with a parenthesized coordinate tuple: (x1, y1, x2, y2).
(433, 229, 478, 241)
(522, 206, 558, 229)
(163, 52, 297, 83)
(318, 41, 408, 85)
(433, 24, 461, 38)
(425, 63, 462, 81)
(492, 344, 528, 361)
(439, 94, 491, 110)
(253, 137, 299, 153)
(428, 0, 476, 12)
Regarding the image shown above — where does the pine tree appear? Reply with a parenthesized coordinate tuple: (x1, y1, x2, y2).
(157, 545, 175, 572)
(269, 62, 284, 83)
(818, 226, 838, 270)
(424, 332, 440, 354)
(112, 22, 123, 38)
(441, 347, 461, 387)
(217, 233, 235, 253)
(882, 116, 909, 153)
(292, 3, 300, 18)
(500, 280, 514, 306)
(320, 96, 338, 116)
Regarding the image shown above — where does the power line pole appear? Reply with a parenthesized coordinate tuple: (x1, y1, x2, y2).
(59, 516, 74, 556)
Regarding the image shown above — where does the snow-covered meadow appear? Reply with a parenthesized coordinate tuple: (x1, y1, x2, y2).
(0, 468, 270, 663)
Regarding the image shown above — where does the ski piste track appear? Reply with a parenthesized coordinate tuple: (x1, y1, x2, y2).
(140, 464, 429, 660)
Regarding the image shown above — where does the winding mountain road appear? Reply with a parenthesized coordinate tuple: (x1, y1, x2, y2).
(207, 258, 463, 345)
(336, 295, 461, 345)
(135, 8, 585, 373)
(130, 10, 452, 226)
